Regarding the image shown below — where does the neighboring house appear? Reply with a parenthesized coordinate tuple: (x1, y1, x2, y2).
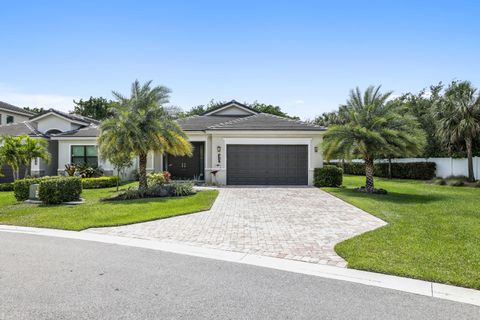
(0, 100, 326, 185)
(0, 101, 35, 125)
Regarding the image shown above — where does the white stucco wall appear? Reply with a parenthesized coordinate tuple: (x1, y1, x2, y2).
(53, 131, 324, 185)
(36, 114, 82, 133)
(206, 131, 324, 186)
(56, 139, 114, 174)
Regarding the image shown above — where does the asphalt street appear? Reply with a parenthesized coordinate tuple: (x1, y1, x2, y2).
(0, 232, 478, 319)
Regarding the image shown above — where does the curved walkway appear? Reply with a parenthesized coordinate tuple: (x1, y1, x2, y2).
(85, 187, 386, 267)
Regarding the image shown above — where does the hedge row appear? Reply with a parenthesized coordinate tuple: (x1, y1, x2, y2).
(13, 176, 62, 201)
(38, 177, 82, 204)
(314, 166, 343, 187)
(82, 176, 119, 189)
(0, 183, 13, 192)
(327, 162, 436, 180)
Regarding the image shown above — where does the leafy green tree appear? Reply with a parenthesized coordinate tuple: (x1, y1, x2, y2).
(98, 80, 192, 191)
(434, 81, 480, 182)
(23, 107, 46, 114)
(0, 135, 50, 180)
(249, 101, 299, 119)
(322, 86, 426, 192)
(313, 105, 349, 127)
(393, 83, 446, 157)
(100, 148, 133, 191)
(73, 97, 116, 120)
(181, 99, 299, 119)
(180, 99, 227, 117)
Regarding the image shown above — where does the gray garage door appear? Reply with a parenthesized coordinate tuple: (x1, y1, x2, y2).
(227, 145, 308, 185)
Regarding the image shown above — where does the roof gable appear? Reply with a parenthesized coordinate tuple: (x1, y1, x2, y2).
(29, 109, 98, 126)
(202, 100, 258, 116)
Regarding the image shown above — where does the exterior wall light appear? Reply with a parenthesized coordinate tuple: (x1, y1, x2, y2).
(314, 147, 318, 153)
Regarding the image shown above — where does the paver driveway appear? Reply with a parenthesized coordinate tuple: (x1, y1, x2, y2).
(85, 187, 386, 267)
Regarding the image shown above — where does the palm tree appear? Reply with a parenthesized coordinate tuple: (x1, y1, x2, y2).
(0, 136, 22, 180)
(98, 80, 192, 191)
(323, 86, 426, 192)
(20, 136, 51, 177)
(0, 135, 51, 180)
(435, 81, 480, 182)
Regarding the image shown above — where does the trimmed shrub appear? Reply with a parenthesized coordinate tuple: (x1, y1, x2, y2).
(432, 178, 447, 185)
(0, 183, 14, 192)
(147, 172, 167, 187)
(314, 166, 343, 187)
(38, 177, 82, 204)
(82, 176, 119, 189)
(13, 176, 60, 201)
(170, 181, 195, 197)
(327, 162, 436, 180)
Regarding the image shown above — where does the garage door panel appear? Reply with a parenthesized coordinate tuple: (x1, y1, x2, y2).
(227, 145, 308, 185)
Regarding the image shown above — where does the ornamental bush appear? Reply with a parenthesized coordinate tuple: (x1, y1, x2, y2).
(314, 166, 343, 187)
(82, 176, 119, 189)
(147, 172, 167, 187)
(170, 181, 195, 197)
(326, 162, 436, 180)
(0, 183, 13, 192)
(13, 176, 60, 201)
(38, 177, 82, 204)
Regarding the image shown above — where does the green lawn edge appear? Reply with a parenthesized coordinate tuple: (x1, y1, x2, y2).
(0, 184, 218, 231)
(322, 175, 480, 290)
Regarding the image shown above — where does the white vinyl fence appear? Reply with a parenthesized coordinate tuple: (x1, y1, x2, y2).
(337, 157, 480, 179)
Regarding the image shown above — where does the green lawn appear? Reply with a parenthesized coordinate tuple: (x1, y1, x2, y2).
(323, 175, 480, 289)
(0, 183, 218, 231)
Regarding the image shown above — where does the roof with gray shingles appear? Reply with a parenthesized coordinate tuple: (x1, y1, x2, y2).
(176, 115, 249, 131)
(51, 125, 100, 138)
(43, 112, 325, 137)
(0, 122, 45, 137)
(179, 113, 325, 131)
(0, 101, 36, 116)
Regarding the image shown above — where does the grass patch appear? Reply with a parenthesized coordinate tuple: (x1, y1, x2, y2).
(0, 182, 218, 231)
(323, 175, 480, 290)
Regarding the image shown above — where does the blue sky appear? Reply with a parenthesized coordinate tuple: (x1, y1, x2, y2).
(1, 1, 479, 119)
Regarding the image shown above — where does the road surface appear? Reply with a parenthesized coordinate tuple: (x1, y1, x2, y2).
(0, 232, 478, 319)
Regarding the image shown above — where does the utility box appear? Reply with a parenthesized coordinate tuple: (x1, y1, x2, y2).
(29, 184, 40, 200)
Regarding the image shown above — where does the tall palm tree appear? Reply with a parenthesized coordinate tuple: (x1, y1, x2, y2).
(20, 136, 51, 177)
(323, 86, 426, 192)
(435, 81, 480, 182)
(98, 80, 192, 191)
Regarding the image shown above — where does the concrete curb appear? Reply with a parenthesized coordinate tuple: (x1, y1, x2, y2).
(1, 224, 479, 307)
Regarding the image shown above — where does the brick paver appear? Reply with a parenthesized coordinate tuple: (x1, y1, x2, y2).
(85, 187, 386, 267)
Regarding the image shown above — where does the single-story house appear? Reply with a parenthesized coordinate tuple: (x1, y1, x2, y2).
(0, 100, 326, 185)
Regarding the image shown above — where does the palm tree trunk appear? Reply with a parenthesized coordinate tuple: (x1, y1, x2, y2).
(466, 138, 475, 182)
(138, 152, 148, 191)
(365, 158, 375, 192)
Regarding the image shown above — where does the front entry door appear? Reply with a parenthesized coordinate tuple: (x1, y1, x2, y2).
(166, 142, 204, 180)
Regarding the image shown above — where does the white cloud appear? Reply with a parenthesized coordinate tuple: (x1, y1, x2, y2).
(294, 99, 305, 104)
(0, 84, 81, 112)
